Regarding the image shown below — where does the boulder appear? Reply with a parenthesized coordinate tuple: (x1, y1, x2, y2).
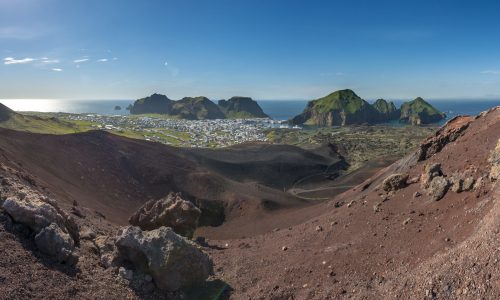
(3, 196, 65, 233)
(34, 223, 77, 265)
(115, 226, 213, 291)
(2, 194, 79, 244)
(488, 139, 500, 180)
(427, 176, 450, 201)
(421, 163, 443, 189)
(450, 176, 463, 193)
(382, 173, 409, 192)
(95, 235, 119, 268)
(1, 192, 80, 265)
(129, 193, 201, 238)
(462, 177, 475, 191)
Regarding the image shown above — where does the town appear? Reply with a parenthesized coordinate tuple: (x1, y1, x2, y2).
(61, 113, 297, 147)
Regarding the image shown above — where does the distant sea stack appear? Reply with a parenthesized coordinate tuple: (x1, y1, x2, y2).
(129, 93, 269, 120)
(291, 89, 445, 126)
(218, 97, 269, 119)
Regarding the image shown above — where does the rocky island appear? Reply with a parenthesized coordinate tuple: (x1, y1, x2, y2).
(129, 93, 268, 119)
(218, 97, 269, 118)
(291, 89, 445, 126)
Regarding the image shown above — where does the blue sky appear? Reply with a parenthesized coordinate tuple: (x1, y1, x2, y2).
(1, 0, 500, 100)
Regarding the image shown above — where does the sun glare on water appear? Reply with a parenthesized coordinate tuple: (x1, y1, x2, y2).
(0, 99, 69, 113)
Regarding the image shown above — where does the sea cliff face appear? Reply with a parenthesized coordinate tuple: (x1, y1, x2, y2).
(291, 89, 445, 126)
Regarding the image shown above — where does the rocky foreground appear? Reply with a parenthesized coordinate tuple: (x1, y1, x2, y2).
(0, 107, 498, 299)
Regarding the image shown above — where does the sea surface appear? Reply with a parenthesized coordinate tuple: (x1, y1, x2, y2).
(0, 98, 499, 122)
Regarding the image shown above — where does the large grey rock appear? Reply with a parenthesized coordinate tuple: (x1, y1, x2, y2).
(129, 193, 201, 238)
(1, 192, 79, 263)
(34, 223, 77, 265)
(382, 173, 409, 192)
(115, 226, 213, 291)
(2, 194, 79, 243)
(421, 163, 443, 189)
(3, 196, 64, 232)
(427, 176, 450, 201)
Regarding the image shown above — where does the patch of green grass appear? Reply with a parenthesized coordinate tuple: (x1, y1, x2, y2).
(0, 114, 91, 134)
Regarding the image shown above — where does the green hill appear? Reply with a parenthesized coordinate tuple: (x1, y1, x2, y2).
(291, 89, 379, 126)
(129, 93, 172, 114)
(291, 90, 445, 126)
(0, 103, 89, 134)
(130, 93, 269, 120)
(171, 96, 226, 120)
(218, 97, 269, 119)
(399, 97, 446, 124)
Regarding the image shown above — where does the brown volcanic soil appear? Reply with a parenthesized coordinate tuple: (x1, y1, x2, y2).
(204, 108, 500, 299)
(0, 130, 346, 226)
(0, 107, 498, 299)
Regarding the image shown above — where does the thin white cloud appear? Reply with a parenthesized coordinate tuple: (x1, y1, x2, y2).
(3, 57, 36, 65)
(113, 57, 118, 60)
(164, 61, 168, 66)
(73, 58, 89, 63)
(41, 59, 59, 64)
(51, 68, 63, 72)
(97, 58, 108, 62)
(336, 72, 344, 76)
(480, 70, 500, 74)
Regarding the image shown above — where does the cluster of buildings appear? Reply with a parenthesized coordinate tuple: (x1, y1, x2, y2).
(64, 114, 298, 147)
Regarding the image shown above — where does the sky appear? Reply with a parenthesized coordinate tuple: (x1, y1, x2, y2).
(1, 0, 500, 101)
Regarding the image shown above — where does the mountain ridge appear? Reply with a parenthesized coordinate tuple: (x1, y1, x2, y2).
(291, 89, 446, 126)
(129, 93, 269, 119)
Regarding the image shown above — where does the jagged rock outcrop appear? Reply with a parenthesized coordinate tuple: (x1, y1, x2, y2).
(420, 163, 443, 189)
(115, 226, 213, 291)
(129, 193, 201, 238)
(419, 163, 452, 200)
(417, 116, 473, 161)
(34, 223, 77, 265)
(382, 173, 409, 192)
(1, 188, 79, 264)
(399, 97, 446, 125)
(218, 97, 269, 118)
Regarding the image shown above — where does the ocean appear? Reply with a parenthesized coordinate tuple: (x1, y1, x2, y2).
(0, 99, 499, 122)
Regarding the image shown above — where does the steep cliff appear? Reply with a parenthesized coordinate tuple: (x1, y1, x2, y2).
(129, 93, 173, 114)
